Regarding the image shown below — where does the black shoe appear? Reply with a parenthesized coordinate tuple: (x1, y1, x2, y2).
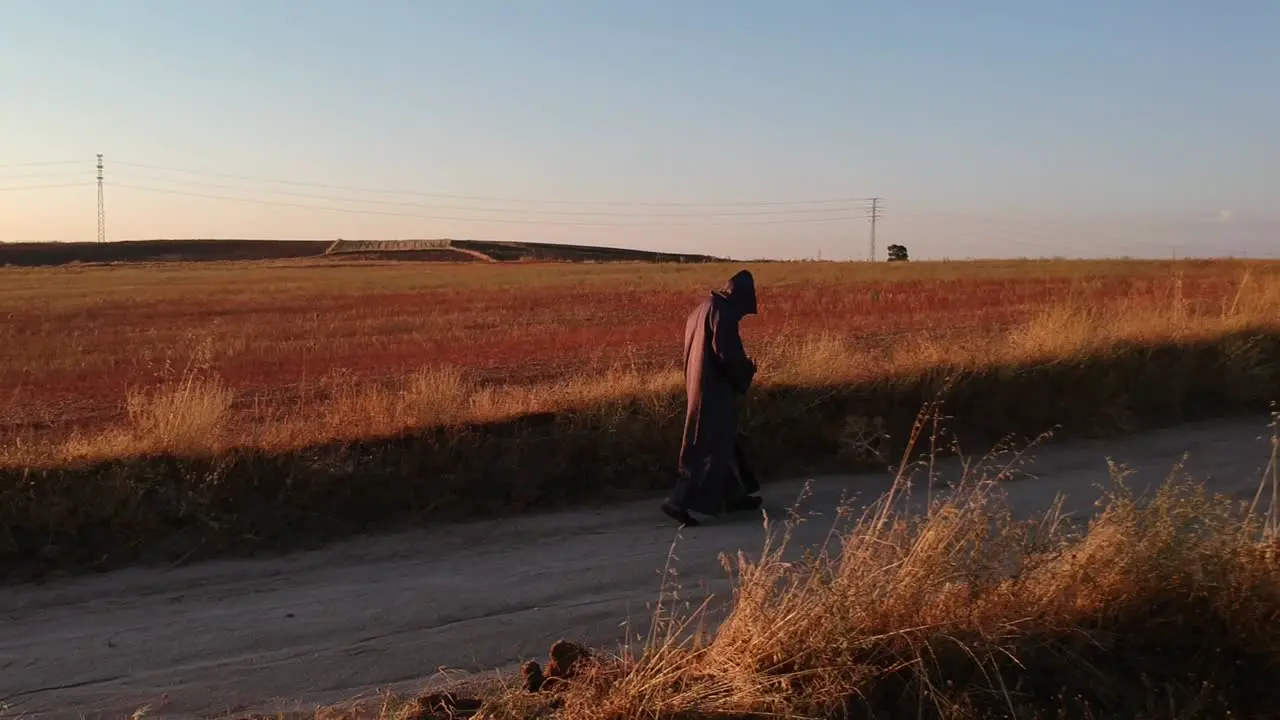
(728, 494, 764, 512)
(661, 501, 700, 527)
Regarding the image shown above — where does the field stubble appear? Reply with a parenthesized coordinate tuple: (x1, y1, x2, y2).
(1, 259, 1279, 578)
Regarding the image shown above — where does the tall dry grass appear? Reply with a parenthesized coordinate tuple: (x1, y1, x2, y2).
(763, 268, 1280, 387)
(298, 412, 1280, 719)
(460, 411, 1280, 720)
(51, 344, 235, 461)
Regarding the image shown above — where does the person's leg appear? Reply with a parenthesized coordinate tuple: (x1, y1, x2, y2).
(666, 420, 700, 524)
(663, 468, 698, 525)
(734, 435, 761, 495)
(663, 462, 723, 526)
(725, 436, 763, 512)
(660, 499, 700, 526)
(726, 492, 763, 512)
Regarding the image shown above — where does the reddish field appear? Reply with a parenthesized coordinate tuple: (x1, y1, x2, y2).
(2, 257, 1276, 462)
(3, 256, 1280, 579)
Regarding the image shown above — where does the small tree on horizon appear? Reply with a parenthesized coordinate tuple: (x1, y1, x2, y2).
(887, 244, 909, 262)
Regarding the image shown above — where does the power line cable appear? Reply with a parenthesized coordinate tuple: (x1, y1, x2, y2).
(110, 183, 871, 227)
(0, 182, 95, 193)
(110, 170, 873, 218)
(885, 216, 1137, 257)
(111, 160, 876, 208)
(888, 208, 1198, 254)
(0, 170, 94, 181)
(0, 160, 88, 170)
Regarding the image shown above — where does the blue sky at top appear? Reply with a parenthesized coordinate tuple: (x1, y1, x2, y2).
(1, 1, 1276, 259)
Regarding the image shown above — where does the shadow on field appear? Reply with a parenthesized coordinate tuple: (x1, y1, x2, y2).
(2, 329, 1278, 580)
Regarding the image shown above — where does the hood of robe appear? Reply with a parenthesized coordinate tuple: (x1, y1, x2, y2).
(713, 269, 757, 316)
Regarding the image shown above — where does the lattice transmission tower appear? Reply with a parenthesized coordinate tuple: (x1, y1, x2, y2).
(867, 197, 882, 261)
(96, 153, 105, 243)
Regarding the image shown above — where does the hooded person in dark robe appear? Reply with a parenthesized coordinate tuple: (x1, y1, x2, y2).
(662, 269, 763, 526)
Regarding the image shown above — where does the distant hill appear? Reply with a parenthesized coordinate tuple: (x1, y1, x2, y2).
(0, 238, 721, 267)
(0, 239, 331, 267)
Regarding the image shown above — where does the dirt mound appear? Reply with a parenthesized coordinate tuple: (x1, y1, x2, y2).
(321, 248, 488, 263)
(521, 639, 593, 692)
(449, 239, 719, 263)
(0, 239, 330, 267)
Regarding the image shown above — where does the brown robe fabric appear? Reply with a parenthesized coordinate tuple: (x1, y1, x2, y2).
(668, 270, 759, 516)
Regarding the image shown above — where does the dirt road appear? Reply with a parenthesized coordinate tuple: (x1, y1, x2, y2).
(2, 415, 1275, 719)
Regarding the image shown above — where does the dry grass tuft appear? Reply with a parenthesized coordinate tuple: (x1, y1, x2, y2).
(122, 374, 233, 454)
(459, 411, 1280, 720)
(298, 364, 684, 442)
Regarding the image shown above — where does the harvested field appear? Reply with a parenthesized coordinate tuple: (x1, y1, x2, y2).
(1, 258, 1279, 578)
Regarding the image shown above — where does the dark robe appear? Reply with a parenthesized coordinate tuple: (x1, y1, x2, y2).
(668, 270, 760, 516)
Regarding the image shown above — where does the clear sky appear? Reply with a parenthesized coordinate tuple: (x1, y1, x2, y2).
(1, 1, 1277, 260)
